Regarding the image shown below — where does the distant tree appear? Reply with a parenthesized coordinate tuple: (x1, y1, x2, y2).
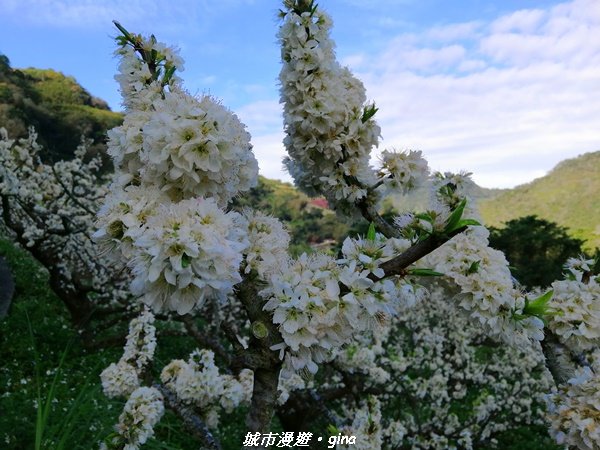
(489, 215, 585, 288)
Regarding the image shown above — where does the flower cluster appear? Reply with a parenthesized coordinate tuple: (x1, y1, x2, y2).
(242, 209, 291, 279)
(262, 233, 412, 374)
(263, 253, 348, 374)
(339, 233, 410, 279)
(122, 308, 157, 370)
(139, 90, 258, 205)
(564, 256, 596, 282)
(109, 34, 258, 206)
(96, 31, 259, 316)
(334, 337, 390, 386)
(93, 184, 169, 264)
(431, 171, 477, 211)
(160, 349, 253, 428)
(101, 308, 157, 398)
(379, 149, 429, 195)
(101, 386, 165, 450)
(278, 2, 380, 213)
(277, 365, 310, 405)
(546, 367, 600, 450)
(547, 257, 600, 351)
(328, 288, 552, 450)
(425, 226, 544, 345)
(114, 34, 184, 111)
(337, 397, 383, 450)
(0, 128, 131, 321)
(128, 198, 248, 314)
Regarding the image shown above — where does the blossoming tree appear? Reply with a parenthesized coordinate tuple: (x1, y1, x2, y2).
(1, 1, 599, 449)
(0, 129, 133, 342)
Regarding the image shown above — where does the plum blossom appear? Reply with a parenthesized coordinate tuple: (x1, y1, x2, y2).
(546, 367, 600, 450)
(379, 149, 429, 195)
(547, 261, 600, 351)
(279, 3, 380, 214)
(160, 349, 253, 428)
(104, 387, 164, 450)
(128, 198, 248, 315)
(242, 209, 291, 279)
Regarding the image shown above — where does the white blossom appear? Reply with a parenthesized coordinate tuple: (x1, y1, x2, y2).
(548, 275, 600, 351)
(111, 387, 164, 450)
(547, 367, 600, 450)
(379, 149, 429, 195)
(128, 198, 248, 315)
(279, 4, 380, 214)
(139, 90, 258, 205)
(100, 361, 140, 399)
(160, 349, 253, 428)
(242, 209, 291, 279)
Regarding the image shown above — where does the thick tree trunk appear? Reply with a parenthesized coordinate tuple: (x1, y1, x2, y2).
(246, 366, 281, 433)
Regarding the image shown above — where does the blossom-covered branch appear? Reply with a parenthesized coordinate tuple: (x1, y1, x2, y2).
(3, 1, 599, 448)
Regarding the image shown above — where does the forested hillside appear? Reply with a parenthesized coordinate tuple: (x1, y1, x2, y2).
(479, 152, 600, 250)
(0, 55, 122, 165)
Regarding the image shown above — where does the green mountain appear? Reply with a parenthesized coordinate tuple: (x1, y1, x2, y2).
(247, 152, 599, 252)
(479, 152, 600, 250)
(0, 54, 122, 164)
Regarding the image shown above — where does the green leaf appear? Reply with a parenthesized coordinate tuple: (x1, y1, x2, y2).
(408, 268, 445, 277)
(523, 290, 554, 317)
(361, 103, 378, 123)
(466, 260, 480, 274)
(327, 424, 340, 435)
(162, 65, 177, 86)
(415, 212, 433, 223)
(455, 218, 481, 229)
(366, 222, 376, 241)
(113, 21, 131, 40)
(115, 35, 128, 47)
(444, 198, 467, 234)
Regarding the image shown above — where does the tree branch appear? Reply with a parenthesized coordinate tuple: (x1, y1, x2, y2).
(155, 384, 222, 450)
(356, 194, 401, 239)
(541, 329, 587, 385)
(369, 227, 468, 281)
(236, 276, 283, 442)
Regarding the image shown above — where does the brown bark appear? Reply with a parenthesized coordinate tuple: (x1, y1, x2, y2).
(155, 384, 221, 450)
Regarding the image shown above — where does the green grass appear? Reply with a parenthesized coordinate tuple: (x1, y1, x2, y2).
(0, 237, 120, 449)
(0, 236, 208, 450)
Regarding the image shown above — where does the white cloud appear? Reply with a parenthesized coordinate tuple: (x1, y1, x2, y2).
(236, 99, 282, 135)
(236, 99, 291, 183)
(1, 0, 254, 30)
(425, 21, 483, 42)
(251, 133, 291, 183)
(490, 8, 546, 34)
(2, 0, 149, 27)
(379, 43, 467, 72)
(346, 0, 600, 188)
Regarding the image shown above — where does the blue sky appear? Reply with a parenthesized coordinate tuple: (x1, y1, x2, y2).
(1, 0, 599, 188)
